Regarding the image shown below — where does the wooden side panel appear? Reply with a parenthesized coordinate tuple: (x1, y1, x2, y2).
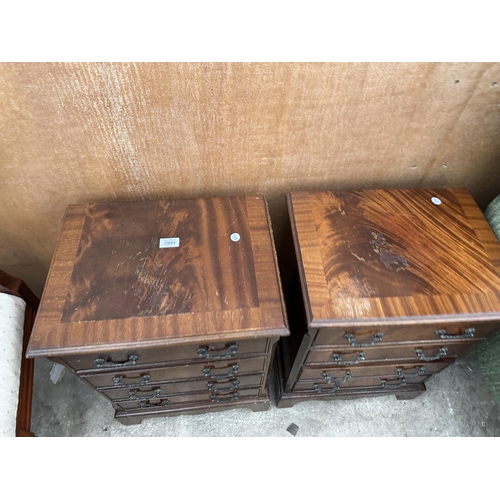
(1, 62, 500, 296)
(16, 304, 35, 437)
(287, 192, 330, 324)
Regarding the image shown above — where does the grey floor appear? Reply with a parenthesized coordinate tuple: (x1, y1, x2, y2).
(30, 350, 500, 437)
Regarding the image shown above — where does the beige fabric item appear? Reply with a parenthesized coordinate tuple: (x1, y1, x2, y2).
(0, 293, 26, 437)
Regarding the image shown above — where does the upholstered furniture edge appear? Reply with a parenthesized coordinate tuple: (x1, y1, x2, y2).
(0, 270, 39, 437)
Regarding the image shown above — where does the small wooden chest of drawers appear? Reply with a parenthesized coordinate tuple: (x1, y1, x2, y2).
(276, 188, 500, 407)
(27, 196, 289, 425)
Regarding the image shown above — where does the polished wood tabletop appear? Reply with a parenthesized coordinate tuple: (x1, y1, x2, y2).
(27, 196, 288, 357)
(287, 188, 500, 327)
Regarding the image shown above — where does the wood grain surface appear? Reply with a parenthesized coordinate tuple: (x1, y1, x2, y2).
(62, 198, 259, 322)
(26, 196, 288, 357)
(1, 63, 500, 297)
(288, 188, 500, 326)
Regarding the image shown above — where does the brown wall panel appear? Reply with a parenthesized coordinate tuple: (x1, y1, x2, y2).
(1, 62, 499, 296)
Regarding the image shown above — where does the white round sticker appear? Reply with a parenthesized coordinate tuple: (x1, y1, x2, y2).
(230, 233, 240, 242)
(431, 197, 442, 205)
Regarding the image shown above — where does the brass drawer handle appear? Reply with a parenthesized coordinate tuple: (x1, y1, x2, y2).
(139, 399, 169, 408)
(94, 354, 140, 368)
(321, 370, 352, 385)
(395, 367, 426, 378)
(196, 344, 239, 360)
(435, 327, 475, 340)
(207, 380, 240, 393)
(210, 392, 239, 403)
(113, 374, 151, 386)
(202, 365, 240, 379)
(331, 352, 366, 365)
(381, 368, 425, 389)
(313, 371, 352, 393)
(343, 331, 383, 347)
(381, 378, 407, 389)
(128, 388, 162, 400)
(414, 347, 448, 361)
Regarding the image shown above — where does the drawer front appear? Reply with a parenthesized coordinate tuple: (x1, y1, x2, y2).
(113, 387, 260, 411)
(298, 360, 452, 382)
(305, 339, 482, 365)
(313, 323, 495, 347)
(82, 356, 266, 388)
(99, 373, 263, 401)
(294, 373, 429, 393)
(62, 337, 269, 371)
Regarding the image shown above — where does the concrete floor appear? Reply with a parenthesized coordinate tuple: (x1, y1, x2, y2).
(29, 350, 500, 437)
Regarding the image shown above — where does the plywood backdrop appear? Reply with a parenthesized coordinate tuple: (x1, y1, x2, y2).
(1, 62, 500, 296)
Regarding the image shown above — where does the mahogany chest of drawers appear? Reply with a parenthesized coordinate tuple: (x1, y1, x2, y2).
(27, 196, 288, 425)
(276, 188, 500, 407)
